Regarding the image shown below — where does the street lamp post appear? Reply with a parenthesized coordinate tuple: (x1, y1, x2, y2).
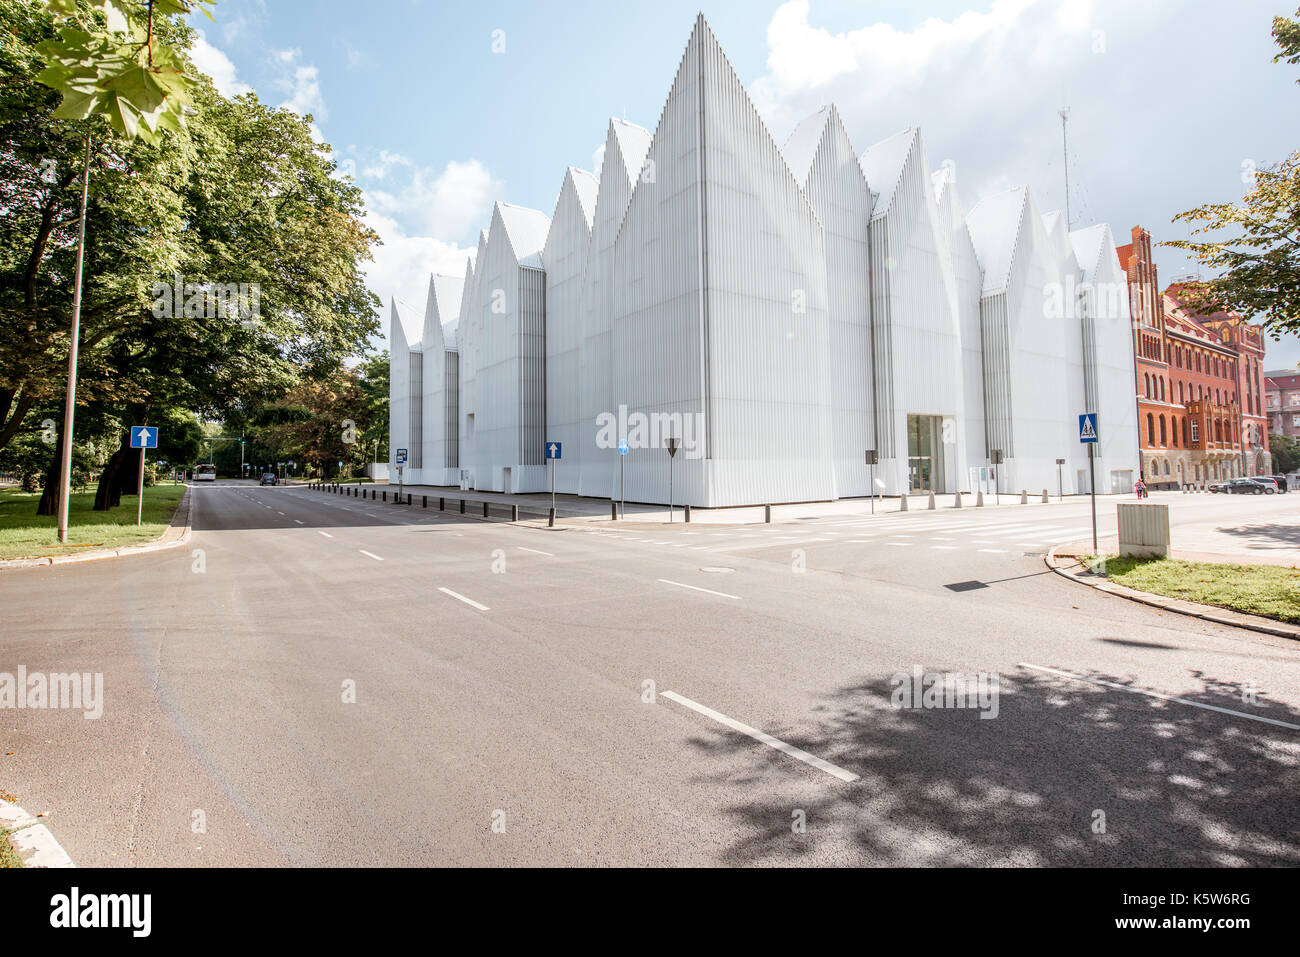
(55, 134, 92, 545)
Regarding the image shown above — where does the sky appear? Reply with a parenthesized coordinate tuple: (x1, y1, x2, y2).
(189, 0, 1300, 370)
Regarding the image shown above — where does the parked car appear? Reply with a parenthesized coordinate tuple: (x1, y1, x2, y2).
(1208, 481, 1230, 493)
(1254, 477, 1279, 494)
(1269, 474, 1289, 494)
(1224, 477, 1272, 494)
(260, 472, 278, 486)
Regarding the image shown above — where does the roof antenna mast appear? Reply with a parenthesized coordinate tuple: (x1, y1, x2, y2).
(1059, 108, 1071, 229)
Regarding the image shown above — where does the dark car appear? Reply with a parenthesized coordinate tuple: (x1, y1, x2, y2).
(1226, 477, 1271, 495)
(1270, 474, 1289, 494)
(260, 472, 278, 486)
(1208, 481, 1230, 493)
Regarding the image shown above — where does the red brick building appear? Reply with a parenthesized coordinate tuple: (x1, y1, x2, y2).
(1117, 227, 1271, 488)
(1265, 370, 1300, 440)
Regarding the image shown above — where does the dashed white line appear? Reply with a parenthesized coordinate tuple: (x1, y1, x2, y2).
(660, 691, 859, 783)
(657, 578, 741, 600)
(294, 519, 304, 524)
(359, 550, 384, 562)
(318, 531, 333, 538)
(1018, 663, 1300, 731)
(517, 546, 553, 556)
(438, 587, 489, 611)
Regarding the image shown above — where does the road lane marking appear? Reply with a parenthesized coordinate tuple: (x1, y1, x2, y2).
(517, 546, 553, 556)
(660, 691, 859, 783)
(318, 531, 333, 538)
(657, 579, 740, 600)
(277, 511, 285, 515)
(294, 519, 304, 524)
(1018, 663, 1300, 731)
(438, 587, 489, 611)
(930, 545, 958, 550)
(359, 550, 384, 562)
(977, 548, 1006, 553)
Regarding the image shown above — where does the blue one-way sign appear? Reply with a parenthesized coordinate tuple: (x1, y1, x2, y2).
(1078, 413, 1098, 444)
(130, 426, 158, 449)
(546, 441, 562, 460)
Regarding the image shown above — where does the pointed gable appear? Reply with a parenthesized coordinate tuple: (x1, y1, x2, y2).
(966, 187, 1029, 295)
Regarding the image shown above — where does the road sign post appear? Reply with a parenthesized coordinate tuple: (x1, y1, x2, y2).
(129, 426, 158, 527)
(990, 449, 1003, 505)
(1079, 413, 1099, 554)
(865, 449, 878, 514)
(618, 440, 629, 519)
(666, 437, 679, 523)
(1056, 457, 1065, 502)
(546, 442, 561, 516)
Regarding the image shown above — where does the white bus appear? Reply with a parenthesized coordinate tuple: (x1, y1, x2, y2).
(194, 464, 217, 482)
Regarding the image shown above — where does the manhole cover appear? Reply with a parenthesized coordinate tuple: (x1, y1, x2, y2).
(700, 566, 735, 573)
(944, 580, 989, 592)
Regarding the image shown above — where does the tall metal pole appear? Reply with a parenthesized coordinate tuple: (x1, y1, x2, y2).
(1088, 443, 1098, 555)
(620, 453, 625, 520)
(56, 133, 92, 544)
(136, 446, 146, 527)
(1059, 108, 1071, 228)
(668, 454, 674, 524)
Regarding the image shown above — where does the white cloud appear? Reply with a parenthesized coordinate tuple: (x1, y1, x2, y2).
(190, 31, 250, 97)
(362, 207, 477, 351)
(365, 158, 501, 243)
(272, 48, 327, 121)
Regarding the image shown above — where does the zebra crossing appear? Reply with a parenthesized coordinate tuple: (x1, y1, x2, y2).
(569, 514, 1105, 556)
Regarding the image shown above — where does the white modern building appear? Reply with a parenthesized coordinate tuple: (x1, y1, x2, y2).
(389, 14, 1139, 506)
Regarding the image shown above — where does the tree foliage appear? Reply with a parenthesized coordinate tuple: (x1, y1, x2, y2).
(0, 0, 382, 507)
(1163, 10, 1299, 339)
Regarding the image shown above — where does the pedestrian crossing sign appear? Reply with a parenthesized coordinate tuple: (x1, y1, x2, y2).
(1079, 413, 1098, 443)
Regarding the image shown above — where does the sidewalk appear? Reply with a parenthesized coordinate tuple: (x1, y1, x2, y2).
(326, 480, 1097, 527)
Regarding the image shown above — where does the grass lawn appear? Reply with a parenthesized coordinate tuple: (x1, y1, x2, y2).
(1086, 555, 1300, 625)
(0, 828, 22, 868)
(0, 484, 186, 561)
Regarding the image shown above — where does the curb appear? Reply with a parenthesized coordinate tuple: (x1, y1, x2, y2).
(1044, 546, 1300, 641)
(0, 801, 75, 868)
(0, 486, 192, 571)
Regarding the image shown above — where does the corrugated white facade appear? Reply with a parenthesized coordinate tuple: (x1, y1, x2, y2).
(388, 13, 1140, 506)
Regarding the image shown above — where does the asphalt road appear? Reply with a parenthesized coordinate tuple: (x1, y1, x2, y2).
(2, 482, 1297, 866)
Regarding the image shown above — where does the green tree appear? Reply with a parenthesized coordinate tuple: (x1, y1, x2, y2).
(0, 0, 381, 513)
(1270, 432, 1300, 473)
(1164, 10, 1299, 339)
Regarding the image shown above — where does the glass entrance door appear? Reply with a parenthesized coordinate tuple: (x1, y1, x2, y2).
(907, 414, 946, 493)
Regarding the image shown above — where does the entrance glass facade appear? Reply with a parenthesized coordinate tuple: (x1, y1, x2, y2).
(907, 414, 945, 493)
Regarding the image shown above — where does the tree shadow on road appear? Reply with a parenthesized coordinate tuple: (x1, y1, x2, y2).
(685, 667, 1300, 866)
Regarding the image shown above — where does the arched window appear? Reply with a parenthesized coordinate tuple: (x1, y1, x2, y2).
(1171, 417, 1179, 447)
(1144, 374, 1150, 398)
(1159, 416, 1167, 446)
(1181, 418, 1189, 447)
(1163, 460, 1171, 476)
(1178, 381, 1185, 404)
(1159, 378, 1165, 401)
(1147, 413, 1155, 446)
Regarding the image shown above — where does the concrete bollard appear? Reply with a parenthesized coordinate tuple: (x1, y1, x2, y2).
(548, 507, 555, 528)
(764, 504, 771, 523)
(954, 492, 962, 508)
(611, 501, 617, 520)
(1020, 490, 1028, 504)
(927, 491, 936, 510)
(975, 490, 984, 507)
(1042, 489, 1049, 503)
(684, 504, 691, 523)
(512, 504, 519, 522)
(900, 495, 909, 512)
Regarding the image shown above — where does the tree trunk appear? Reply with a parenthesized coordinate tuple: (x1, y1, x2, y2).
(94, 437, 133, 510)
(35, 426, 65, 516)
